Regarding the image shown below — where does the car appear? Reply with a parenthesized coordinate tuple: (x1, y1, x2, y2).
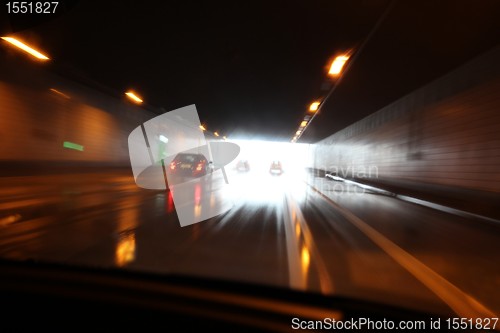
(235, 159, 250, 172)
(168, 153, 212, 183)
(269, 160, 283, 175)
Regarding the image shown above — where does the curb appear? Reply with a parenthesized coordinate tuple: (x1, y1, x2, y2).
(325, 174, 500, 225)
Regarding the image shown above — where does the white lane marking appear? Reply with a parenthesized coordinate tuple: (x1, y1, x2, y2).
(326, 174, 394, 196)
(396, 195, 500, 224)
(308, 182, 498, 319)
(325, 174, 500, 224)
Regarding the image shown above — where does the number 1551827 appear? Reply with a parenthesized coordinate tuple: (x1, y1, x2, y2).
(6, 2, 59, 14)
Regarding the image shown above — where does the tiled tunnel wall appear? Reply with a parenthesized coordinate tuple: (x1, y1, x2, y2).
(0, 55, 155, 166)
(314, 46, 500, 192)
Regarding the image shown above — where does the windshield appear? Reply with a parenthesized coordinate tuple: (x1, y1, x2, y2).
(1, 0, 500, 324)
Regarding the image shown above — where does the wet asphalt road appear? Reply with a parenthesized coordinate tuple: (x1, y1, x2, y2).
(0, 168, 499, 318)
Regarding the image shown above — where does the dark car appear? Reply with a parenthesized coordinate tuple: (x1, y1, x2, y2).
(269, 161, 283, 175)
(168, 153, 212, 183)
(235, 160, 250, 172)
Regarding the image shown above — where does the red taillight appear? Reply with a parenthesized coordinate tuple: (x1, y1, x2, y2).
(195, 162, 204, 171)
(169, 162, 176, 170)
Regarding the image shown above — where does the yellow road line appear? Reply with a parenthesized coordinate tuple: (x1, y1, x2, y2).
(282, 195, 306, 290)
(283, 193, 334, 294)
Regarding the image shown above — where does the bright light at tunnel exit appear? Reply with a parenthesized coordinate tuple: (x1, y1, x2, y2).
(227, 139, 312, 178)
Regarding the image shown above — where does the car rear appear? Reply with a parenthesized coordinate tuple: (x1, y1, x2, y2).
(169, 154, 209, 181)
(236, 160, 250, 172)
(269, 161, 283, 175)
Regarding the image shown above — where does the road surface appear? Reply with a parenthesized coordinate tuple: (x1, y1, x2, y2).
(0, 167, 498, 318)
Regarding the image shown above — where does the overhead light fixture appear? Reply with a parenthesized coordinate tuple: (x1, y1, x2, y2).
(50, 88, 70, 99)
(328, 55, 350, 75)
(1, 37, 50, 60)
(125, 91, 143, 104)
(309, 101, 320, 112)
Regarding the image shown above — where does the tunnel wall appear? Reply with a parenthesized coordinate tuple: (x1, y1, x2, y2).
(313, 46, 500, 192)
(0, 53, 156, 167)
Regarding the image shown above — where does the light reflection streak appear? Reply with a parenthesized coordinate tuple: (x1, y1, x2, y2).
(118, 196, 139, 231)
(194, 183, 202, 218)
(166, 190, 175, 213)
(49, 88, 71, 99)
(194, 204, 201, 218)
(210, 192, 215, 208)
(0, 214, 22, 226)
(295, 222, 301, 239)
(115, 232, 136, 267)
(301, 244, 311, 284)
(115, 196, 139, 266)
(286, 194, 333, 294)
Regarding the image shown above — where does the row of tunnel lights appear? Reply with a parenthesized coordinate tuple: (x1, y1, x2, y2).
(1, 36, 349, 143)
(290, 54, 350, 143)
(0, 36, 228, 141)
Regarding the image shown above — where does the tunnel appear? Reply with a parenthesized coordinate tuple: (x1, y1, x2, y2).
(0, 1, 499, 329)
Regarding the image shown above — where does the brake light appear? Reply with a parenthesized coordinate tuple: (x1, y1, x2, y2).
(169, 162, 176, 170)
(195, 162, 204, 171)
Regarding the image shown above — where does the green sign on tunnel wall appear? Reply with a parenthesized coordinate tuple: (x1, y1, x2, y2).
(63, 141, 84, 152)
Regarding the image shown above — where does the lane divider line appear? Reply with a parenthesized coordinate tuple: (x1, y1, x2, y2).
(283, 193, 334, 294)
(281, 195, 305, 291)
(307, 181, 498, 319)
(325, 174, 500, 224)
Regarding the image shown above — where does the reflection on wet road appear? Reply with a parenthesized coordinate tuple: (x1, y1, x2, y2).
(0, 168, 499, 318)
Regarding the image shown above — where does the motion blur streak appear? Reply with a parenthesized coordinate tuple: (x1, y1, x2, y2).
(1, 40, 500, 319)
(125, 91, 143, 104)
(284, 191, 333, 294)
(328, 55, 349, 75)
(1, 37, 50, 60)
(307, 182, 496, 319)
(314, 46, 500, 192)
(115, 232, 136, 267)
(0, 214, 22, 227)
(309, 102, 320, 112)
(49, 88, 70, 99)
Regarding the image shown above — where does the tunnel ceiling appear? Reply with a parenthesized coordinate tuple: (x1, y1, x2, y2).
(5, 0, 500, 142)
